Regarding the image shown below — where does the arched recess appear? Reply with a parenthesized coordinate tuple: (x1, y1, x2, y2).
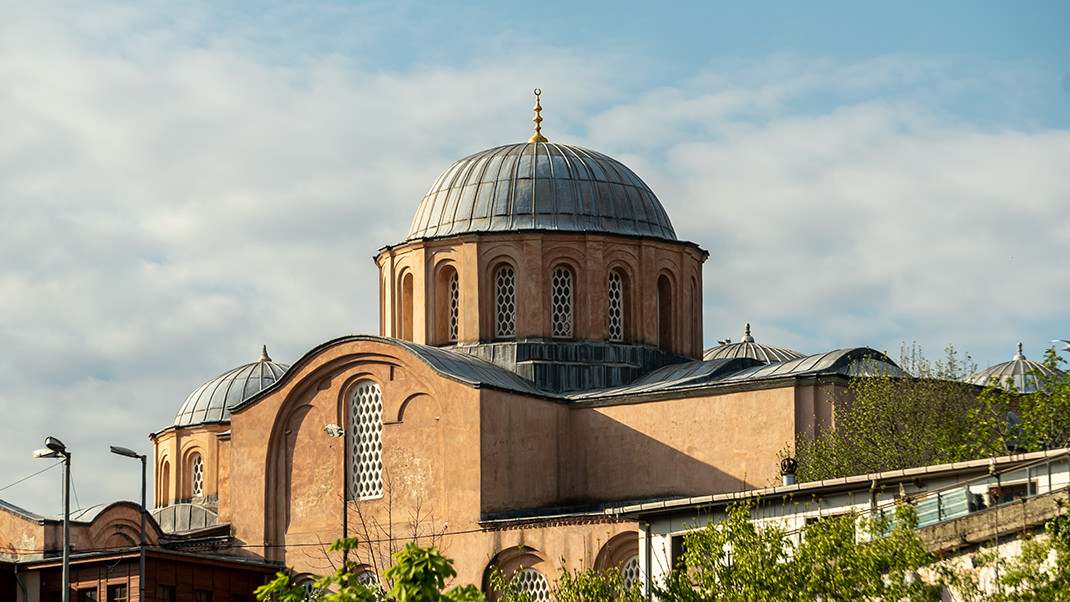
(483, 546, 551, 601)
(657, 273, 674, 352)
(594, 531, 639, 571)
(264, 401, 314, 561)
(158, 459, 171, 508)
(434, 263, 460, 345)
(399, 271, 415, 341)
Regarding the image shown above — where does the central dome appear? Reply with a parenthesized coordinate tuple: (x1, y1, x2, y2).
(406, 142, 677, 241)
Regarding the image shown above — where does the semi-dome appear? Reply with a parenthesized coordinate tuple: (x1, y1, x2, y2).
(703, 324, 805, 364)
(406, 141, 677, 241)
(966, 342, 1065, 393)
(173, 346, 288, 427)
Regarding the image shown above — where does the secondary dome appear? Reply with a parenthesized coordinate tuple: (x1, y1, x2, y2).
(703, 324, 805, 364)
(966, 342, 1065, 393)
(173, 346, 288, 427)
(406, 141, 677, 241)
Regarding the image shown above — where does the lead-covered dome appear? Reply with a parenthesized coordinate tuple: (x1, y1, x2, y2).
(406, 142, 677, 241)
(173, 346, 288, 427)
(967, 342, 1065, 393)
(704, 324, 805, 364)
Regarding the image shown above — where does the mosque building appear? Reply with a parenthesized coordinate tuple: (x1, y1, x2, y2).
(4, 94, 915, 600)
(142, 94, 907, 595)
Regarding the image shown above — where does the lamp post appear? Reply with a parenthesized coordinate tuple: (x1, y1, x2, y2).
(324, 424, 348, 566)
(33, 436, 71, 602)
(111, 445, 146, 602)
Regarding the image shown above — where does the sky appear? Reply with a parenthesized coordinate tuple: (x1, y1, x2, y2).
(1, 1, 1068, 516)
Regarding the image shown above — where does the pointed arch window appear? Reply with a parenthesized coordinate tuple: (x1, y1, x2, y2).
(348, 381, 383, 500)
(608, 270, 625, 342)
(495, 265, 517, 339)
(551, 266, 573, 339)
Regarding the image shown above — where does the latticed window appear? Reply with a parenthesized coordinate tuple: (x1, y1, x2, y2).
(621, 555, 641, 590)
(448, 272, 459, 342)
(348, 381, 383, 500)
(495, 266, 516, 338)
(190, 453, 204, 497)
(551, 266, 573, 338)
(608, 270, 624, 342)
(513, 569, 551, 602)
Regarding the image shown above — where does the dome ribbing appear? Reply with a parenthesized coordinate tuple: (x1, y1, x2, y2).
(406, 142, 676, 241)
(173, 346, 288, 427)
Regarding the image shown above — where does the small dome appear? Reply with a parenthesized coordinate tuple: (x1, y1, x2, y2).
(406, 142, 677, 241)
(703, 324, 805, 363)
(173, 346, 288, 427)
(967, 342, 1065, 393)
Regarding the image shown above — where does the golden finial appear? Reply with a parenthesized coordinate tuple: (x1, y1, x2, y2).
(529, 88, 548, 143)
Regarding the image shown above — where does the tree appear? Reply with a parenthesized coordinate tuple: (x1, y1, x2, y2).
(967, 347, 1070, 457)
(656, 501, 940, 602)
(492, 563, 645, 602)
(255, 538, 484, 602)
(794, 343, 980, 481)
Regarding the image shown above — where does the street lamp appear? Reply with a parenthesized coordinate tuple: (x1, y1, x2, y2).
(111, 445, 147, 602)
(34, 436, 71, 602)
(324, 424, 348, 566)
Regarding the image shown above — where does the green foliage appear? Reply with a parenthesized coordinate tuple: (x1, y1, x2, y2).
(795, 344, 980, 481)
(492, 561, 644, 602)
(552, 564, 644, 602)
(967, 347, 1070, 457)
(940, 511, 1070, 602)
(255, 538, 484, 602)
(656, 502, 940, 602)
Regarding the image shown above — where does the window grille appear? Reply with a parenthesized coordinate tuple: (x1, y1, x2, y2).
(448, 272, 459, 342)
(551, 266, 573, 338)
(348, 381, 383, 500)
(608, 270, 624, 342)
(513, 568, 550, 602)
(190, 453, 204, 497)
(621, 555, 641, 590)
(495, 266, 516, 338)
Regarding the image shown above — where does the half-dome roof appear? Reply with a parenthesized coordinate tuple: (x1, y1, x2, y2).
(703, 324, 805, 363)
(406, 142, 677, 242)
(173, 346, 288, 427)
(967, 342, 1065, 393)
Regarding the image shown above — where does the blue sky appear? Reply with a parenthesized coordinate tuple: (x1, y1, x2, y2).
(1, 1, 1068, 515)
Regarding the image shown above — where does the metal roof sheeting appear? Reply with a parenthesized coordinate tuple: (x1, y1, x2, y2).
(967, 342, 1065, 393)
(406, 142, 677, 241)
(703, 323, 805, 363)
(173, 350, 289, 427)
